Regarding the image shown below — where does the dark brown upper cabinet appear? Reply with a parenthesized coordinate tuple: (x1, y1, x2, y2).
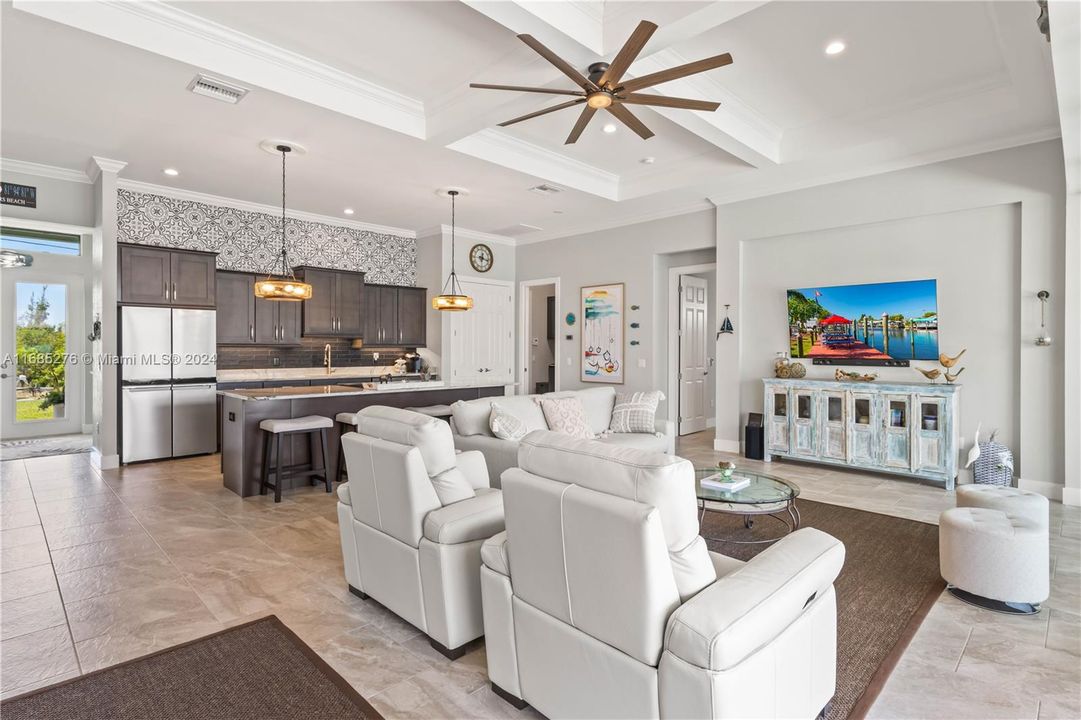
(296, 267, 365, 337)
(119, 244, 216, 307)
(363, 284, 426, 348)
(216, 271, 300, 346)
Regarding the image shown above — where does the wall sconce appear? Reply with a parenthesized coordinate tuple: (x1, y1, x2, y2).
(716, 304, 734, 339)
(1035, 290, 1052, 346)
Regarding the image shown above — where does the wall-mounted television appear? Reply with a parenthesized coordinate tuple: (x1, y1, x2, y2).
(787, 279, 938, 366)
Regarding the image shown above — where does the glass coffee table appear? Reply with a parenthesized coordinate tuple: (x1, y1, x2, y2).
(694, 468, 801, 544)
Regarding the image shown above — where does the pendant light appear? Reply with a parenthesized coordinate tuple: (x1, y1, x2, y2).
(432, 189, 473, 311)
(255, 144, 312, 301)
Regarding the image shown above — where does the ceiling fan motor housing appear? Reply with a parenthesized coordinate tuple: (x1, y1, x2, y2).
(587, 62, 610, 85)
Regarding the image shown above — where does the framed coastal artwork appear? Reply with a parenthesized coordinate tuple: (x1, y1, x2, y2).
(581, 283, 624, 384)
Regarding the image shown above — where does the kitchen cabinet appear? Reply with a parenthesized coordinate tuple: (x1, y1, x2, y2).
(763, 379, 960, 489)
(120, 244, 216, 307)
(216, 271, 300, 346)
(364, 284, 427, 347)
(297, 267, 366, 337)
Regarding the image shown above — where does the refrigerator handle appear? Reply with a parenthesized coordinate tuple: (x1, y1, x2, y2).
(249, 324, 254, 342)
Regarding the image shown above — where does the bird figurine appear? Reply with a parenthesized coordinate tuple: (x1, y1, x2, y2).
(965, 421, 983, 469)
(939, 349, 967, 368)
(944, 367, 965, 384)
(914, 367, 941, 383)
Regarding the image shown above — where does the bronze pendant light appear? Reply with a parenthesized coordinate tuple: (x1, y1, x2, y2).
(255, 144, 312, 301)
(432, 190, 473, 311)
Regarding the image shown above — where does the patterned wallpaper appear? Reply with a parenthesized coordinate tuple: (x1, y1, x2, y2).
(116, 189, 416, 285)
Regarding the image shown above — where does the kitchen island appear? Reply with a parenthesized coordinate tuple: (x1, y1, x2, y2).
(220, 382, 507, 497)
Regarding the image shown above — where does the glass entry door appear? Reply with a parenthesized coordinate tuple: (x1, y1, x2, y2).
(0, 272, 84, 439)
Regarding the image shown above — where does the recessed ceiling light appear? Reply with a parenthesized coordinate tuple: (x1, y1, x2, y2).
(163, 168, 180, 177)
(825, 41, 846, 56)
(553, 210, 564, 214)
(640, 157, 656, 165)
(602, 123, 617, 134)
(343, 208, 355, 215)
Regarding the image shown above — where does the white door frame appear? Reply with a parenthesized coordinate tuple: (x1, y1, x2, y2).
(667, 263, 717, 427)
(1, 267, 86, 439)
(518, 277, 560, 395)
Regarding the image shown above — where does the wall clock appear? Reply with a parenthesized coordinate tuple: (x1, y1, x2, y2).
(469, 243, 493, 273)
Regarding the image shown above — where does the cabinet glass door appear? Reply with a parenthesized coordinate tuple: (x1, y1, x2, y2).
(767, 390, 789, 452)
(821, 391, 846, 460)
(847, 392, 877, 465)
(882, 394, 913, 469)
(914, 397, 947, 473)
(791, 389, 816, 456)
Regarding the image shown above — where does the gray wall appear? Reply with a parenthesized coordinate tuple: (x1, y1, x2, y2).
(516, 209, 716, 410)
(716, 140, 1066, 494)
(0, 170, 95, 227)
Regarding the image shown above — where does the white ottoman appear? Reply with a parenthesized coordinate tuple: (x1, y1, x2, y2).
(939, 506, 1049, 614)
(956, 485, 1049, 529)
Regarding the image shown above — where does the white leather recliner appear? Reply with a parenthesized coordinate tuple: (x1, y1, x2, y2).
(337, 406, 504, 658)
(481, 431, 845, 719)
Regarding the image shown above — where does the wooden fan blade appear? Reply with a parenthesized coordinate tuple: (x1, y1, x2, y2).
(618, 93, 720, 111)
(617, 52, 733, 93)
(518, 34, 598, 90)
(470, 83, 585, 96)
(607, 103, 654, 140)
(498, 98, 586, 128)
(598, 20, 658, 88)
(565, 106, 598, 144)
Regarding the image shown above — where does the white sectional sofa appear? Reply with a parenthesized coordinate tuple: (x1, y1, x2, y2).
(449, 386, 676, 488)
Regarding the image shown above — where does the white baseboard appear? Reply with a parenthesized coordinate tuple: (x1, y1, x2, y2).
(1017, 477, 1064, 502)
(1063, 486, 1081, 508)
(91, 450, 119, 470)
(713, 438, 740, 453)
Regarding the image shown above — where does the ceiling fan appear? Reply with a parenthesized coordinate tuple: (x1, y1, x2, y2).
(471, 20, 732, 144)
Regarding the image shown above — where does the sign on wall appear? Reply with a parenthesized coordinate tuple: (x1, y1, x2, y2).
(1, 182, 37, 208)
(581, 282, 624, 384)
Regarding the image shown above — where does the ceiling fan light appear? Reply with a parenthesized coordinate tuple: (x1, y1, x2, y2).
(587, 92, 613, 109)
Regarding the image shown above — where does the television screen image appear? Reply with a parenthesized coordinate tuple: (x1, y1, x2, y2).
(787, 279, 938, 362)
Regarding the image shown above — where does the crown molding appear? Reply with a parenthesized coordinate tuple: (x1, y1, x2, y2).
(415, 224, 517, 246)
(516, 199, 715, 245)
(448, 129, 619, 200)
(14, 0, 426, 138)
(0, 158, 92, 184)
(118, 179, 416, 238)
(86, 156, 127, 182)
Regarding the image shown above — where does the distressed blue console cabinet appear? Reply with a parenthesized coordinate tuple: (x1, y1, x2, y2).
(762, 378, 960, 489)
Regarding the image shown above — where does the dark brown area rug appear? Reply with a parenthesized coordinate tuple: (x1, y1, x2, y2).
(702, 499, 944, 720)
(1, 616, 383, 720)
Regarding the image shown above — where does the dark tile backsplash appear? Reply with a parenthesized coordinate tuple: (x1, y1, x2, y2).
(217, 337, 415, 370)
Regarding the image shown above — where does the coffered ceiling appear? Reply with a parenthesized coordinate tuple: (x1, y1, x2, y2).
(0, 1, 1062, 242)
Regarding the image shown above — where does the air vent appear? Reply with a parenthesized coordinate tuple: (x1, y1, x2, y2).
(187, 74, 249, 104)
(529, 184, 564, 196)
(491, 223, 543, 236)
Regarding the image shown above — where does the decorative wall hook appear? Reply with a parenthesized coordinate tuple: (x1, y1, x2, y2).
(716, 304, 734, 338)
(87, 314, 102, 342)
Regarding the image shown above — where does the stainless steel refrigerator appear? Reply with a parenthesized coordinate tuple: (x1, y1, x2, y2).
(120, 307, 217, 463)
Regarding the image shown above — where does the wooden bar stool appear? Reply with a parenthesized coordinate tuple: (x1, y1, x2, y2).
(334, 412, 361, 484)
(259, 415, 333, 503)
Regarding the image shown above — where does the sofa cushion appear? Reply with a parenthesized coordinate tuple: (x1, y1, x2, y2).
(490, 402, 528, 441)
(517, 431, 716, 601)
(451, 396, 548, 438)
(597, 431, 668, 454)
(537, 397, 594, 439)
(548, 387, 616, 436)
(610, 391, 664, 434)
(422, 488, 505, 544)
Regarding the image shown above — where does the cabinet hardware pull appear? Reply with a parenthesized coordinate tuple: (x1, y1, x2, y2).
(249, 324, 254, 342)
(172, 282, 177, 301)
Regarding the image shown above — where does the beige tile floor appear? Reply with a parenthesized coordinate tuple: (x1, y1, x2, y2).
(1, 434, 1078, 719)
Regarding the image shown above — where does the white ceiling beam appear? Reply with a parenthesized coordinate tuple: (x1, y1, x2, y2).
(12, 0, 426, 139)
(1048, 0, 1080, 193)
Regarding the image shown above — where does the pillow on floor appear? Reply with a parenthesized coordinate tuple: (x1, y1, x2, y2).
(537, 396, 595, 439)
(610, 391, 664, 434)
(489, 402, 528, 441)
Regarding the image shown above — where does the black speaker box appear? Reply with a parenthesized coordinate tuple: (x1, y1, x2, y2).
(745, 425, 765, 460)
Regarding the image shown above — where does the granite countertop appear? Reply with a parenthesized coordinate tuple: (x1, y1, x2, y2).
(217, 366, 397, 383)
(219, 380, 512, 401)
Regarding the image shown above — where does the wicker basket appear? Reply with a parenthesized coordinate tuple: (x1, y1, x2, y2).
(974, 439, 1014, 487)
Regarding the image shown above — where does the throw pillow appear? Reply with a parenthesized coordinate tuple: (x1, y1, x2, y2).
(609, 391, 664, 434)
(489, 402, 528, 441)
(537, 397, 595, 439)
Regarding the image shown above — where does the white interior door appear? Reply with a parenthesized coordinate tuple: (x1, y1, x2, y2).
(450, 280, 514, 385)
(1, 271, 84, 439)
(678, 275, 709, 435)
